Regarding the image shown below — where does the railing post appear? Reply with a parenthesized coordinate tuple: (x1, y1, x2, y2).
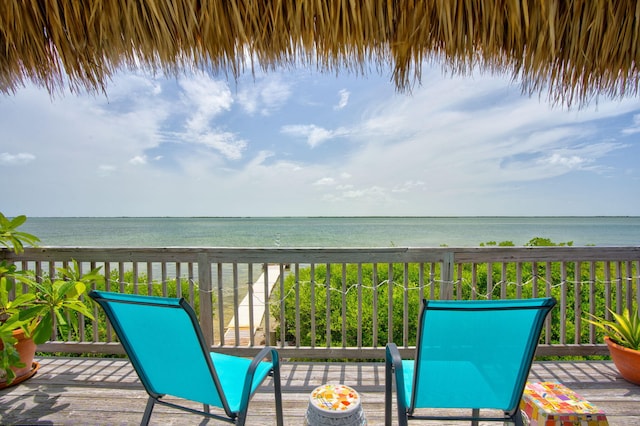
(440, 252, 454, 300)
(197, 253, 214, 347)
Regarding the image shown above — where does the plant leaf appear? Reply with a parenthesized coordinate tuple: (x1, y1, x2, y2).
(31, 314, 53, 345)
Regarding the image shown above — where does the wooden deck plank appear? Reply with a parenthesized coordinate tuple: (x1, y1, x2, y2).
(1, 357, 639, 425)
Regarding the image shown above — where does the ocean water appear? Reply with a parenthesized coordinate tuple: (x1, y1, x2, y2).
(19, 216, 640, 247)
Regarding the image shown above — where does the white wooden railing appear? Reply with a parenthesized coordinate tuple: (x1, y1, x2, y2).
(2, 246, 639, 359)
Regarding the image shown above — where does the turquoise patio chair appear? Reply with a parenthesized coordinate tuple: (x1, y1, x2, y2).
(89, 290, 283, 426)
(385, 297, 556, 426)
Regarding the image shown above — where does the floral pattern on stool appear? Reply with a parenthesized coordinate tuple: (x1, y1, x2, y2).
(306, 384, 366, 426)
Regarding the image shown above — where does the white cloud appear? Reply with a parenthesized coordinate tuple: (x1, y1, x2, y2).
(129, 155, 147, 165)
(180, 74, 233, 133)
(547, 142, 625, 171)
(237, 76, 292, 115)
(622, 113, 640, 135)
(176, 74, 248, 160)
(392, 181, 426, 193)
(545, 153, 589, 168)
(97, 165, 117, 177)
(336, 184, 354, 190)
(197, 131, 247, 160)
(334, 89, 350, 110)
(314, 177, 336, 186)
(281, 124, 349, 148)
(0, 152, 35, 165)
(324, 185, 387, 202)
(260, 78, 292, 113)
(237, 89, 258, 114)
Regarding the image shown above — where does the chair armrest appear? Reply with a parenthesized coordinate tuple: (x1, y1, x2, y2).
(251, 346, 280, 368)
(386, 343, 406, 397)
(386, 343, 409, 426)
(238, 347, 279, 414)
(386, 343, 403, 369)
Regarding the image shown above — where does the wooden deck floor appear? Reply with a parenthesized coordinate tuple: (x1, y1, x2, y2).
(1, 357, 639, 425)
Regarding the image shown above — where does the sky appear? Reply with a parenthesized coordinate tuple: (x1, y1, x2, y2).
(1, 61, 639, 217)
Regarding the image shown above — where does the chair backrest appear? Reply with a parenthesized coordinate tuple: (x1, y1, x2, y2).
(89, 290, 229, 411)
(411, 297, 555, 413)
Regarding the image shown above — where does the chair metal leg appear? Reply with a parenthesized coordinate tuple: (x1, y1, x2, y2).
(397, 396, 408, 426)
(141, 397, 155, 426)
(273, 366, 284, 426)
(385, 359, 393, 426)
(502, 408, 525, 425)
(393, 371, 408, 426)
(471, 408, 479, 426)
(513, 408, 525, 426)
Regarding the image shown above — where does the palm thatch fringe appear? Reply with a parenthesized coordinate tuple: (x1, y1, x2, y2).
(1, 0, 639, 106)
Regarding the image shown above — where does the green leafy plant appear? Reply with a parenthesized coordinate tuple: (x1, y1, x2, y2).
(0, 214, 40, 253)
(586, 308, 640, 351)
(1, 213, 101, 385)
(7, 261, 102, 343)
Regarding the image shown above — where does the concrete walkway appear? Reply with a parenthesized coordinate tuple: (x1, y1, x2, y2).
(224, 264, 281, 345)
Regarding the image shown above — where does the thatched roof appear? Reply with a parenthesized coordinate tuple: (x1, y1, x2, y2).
(1, 1, 639, 106)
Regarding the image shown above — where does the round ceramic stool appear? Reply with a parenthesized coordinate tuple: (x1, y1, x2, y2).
(305, 383, 367, 426)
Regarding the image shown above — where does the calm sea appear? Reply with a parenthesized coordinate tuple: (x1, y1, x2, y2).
(19, 216, 640, 247)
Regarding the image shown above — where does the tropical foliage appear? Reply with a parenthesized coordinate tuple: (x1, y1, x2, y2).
(586, 308, 640, 351)
(0, 213, 102, 383)
(271, 237, 633, 353)
(0, 214, 40, 253)
(1, 214, 102, 384)
(2, 261, 100, 343)
(7, 269, 204, 345)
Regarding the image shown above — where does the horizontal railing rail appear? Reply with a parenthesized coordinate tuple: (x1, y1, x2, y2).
(2, 246, 639, 359)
